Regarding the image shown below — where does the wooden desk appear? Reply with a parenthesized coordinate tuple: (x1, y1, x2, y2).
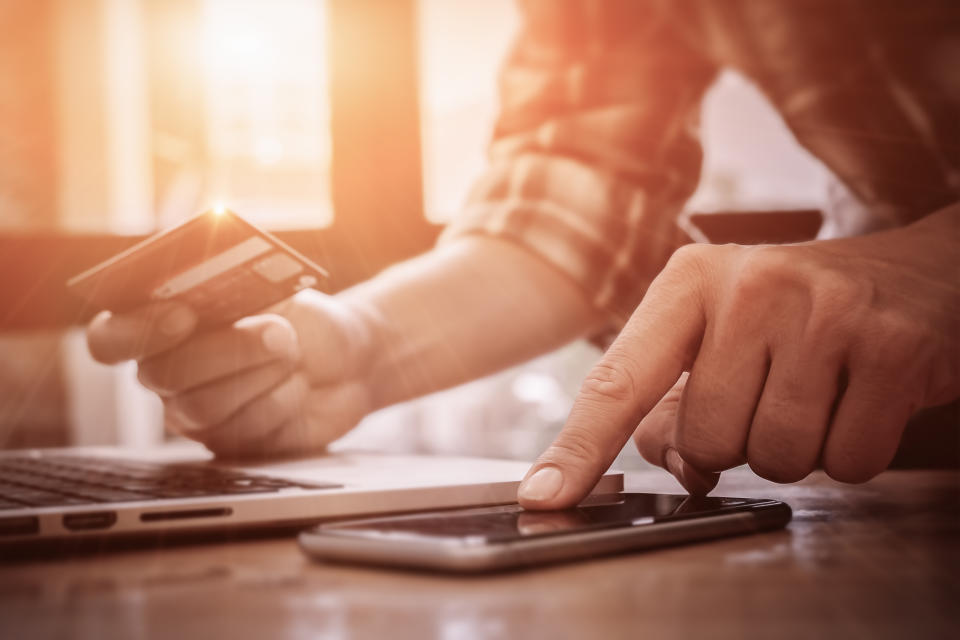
(1, 469, 957, 639)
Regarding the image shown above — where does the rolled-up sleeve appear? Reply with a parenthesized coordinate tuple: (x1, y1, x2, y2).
(441, 0, 717, 326)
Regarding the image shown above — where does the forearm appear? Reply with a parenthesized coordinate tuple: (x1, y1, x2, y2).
(338, 235, 606, 410)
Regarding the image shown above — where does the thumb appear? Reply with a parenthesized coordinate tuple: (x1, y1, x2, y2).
(271, 291, 376, 384)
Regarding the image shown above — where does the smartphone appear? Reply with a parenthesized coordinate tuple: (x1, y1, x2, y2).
(67, 208, 328, 327)
(299, 493, 792, 573)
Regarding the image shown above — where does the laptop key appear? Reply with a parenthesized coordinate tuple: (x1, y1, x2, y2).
(0, 485, 92, 507)
(0, 455, 343, 507)
(1, 470, 105, 494)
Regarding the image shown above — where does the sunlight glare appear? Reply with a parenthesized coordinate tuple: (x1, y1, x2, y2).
(198, 0, 333, 228)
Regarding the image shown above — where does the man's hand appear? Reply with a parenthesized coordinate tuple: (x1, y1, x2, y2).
(86, 289, 380, 458)
(518, 207, 960, 508)
(84, 236, 603, 459)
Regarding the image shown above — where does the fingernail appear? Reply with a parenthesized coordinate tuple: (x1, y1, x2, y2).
(518, 466, 563, 503)
(665, 447, 685, 482)
(160, 306, 196, 337)
(261, 324, 295, 356)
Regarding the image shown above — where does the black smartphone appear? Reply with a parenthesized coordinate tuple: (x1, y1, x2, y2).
(299, 493, 792, 573)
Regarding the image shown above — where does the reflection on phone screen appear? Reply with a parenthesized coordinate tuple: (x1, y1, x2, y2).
(323, 494, 763, 542)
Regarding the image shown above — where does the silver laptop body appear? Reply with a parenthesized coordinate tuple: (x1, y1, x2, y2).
(0, 444, 623, 546)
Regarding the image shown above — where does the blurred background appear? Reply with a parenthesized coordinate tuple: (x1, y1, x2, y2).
(0, 0, 832, 467)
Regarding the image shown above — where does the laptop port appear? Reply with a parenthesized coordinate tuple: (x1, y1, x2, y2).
(63, 511, 117, 531)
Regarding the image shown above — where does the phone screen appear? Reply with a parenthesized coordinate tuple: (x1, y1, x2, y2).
(319, 494, 779, 543)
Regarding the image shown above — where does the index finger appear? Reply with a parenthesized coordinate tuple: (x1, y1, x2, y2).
(87, 301, 197, 364)
(517, 251, 709, 509)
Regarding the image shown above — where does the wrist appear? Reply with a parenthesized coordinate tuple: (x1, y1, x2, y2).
(335, 286, 399, 412)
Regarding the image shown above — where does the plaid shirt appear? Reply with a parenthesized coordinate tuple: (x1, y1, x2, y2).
(442, 0, 960, 328)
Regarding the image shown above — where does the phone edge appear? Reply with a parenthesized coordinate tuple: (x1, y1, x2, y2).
(298, 501, 792, 573)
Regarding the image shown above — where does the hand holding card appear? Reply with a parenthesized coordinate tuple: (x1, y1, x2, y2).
(67, 208, 328, 327)
(71, 210, 374, 459)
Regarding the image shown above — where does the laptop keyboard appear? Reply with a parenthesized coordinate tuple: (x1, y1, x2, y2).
(0, 455, 342, 510)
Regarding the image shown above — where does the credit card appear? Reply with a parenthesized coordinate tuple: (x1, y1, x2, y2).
(67, 209, 328, 326)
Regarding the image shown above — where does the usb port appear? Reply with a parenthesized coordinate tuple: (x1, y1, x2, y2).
(63, 511, 117, 531)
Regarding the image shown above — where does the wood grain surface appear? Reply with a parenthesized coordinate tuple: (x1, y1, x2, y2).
(1, 469, 957, 639)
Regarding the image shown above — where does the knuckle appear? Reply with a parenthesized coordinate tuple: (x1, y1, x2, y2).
(748, 459, 811, 484)
(805, 271, 872, 339)
(770, 378, 808, 410)
(658, 244, 722, 293)
(823, 456, 880, 484)
(544, 427, 603, 466)
(851, 318, 929, 398)
(676, 423, 744, 472)
(747, 405, 820, 483)
(813, 270, 868, 310)
(821, 443, 884, 484)
(580, 360, 639, 406)
(740, 243, 783, 269)
(667, 243, 717, 274)
(746, 437, 813, 483)
(872, 311, 927, 364)
(728, 246, 788, 306)
(801, 305, 844, 349)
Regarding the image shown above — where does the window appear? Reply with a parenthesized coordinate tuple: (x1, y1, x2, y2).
(197, 0, 333, 229)
(417, 0, 518, 222)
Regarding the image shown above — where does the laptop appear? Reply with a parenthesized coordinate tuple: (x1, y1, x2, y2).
(0, 209, 623, 548)
(0, 443, 623, 547)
